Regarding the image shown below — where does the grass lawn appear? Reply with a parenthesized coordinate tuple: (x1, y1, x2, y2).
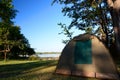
(0, 60, 119, 80)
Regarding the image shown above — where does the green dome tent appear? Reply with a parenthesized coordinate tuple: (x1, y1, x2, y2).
(55, 34, 119, 79)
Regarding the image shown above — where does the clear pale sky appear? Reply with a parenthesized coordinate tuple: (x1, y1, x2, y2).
(12, 0, 81, 52)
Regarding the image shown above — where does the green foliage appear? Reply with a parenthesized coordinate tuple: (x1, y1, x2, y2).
(0, 0, 17, 24)
(58, 23, 73, 39)
(0, 25, 35, 60)
(0, 0, 35, 60)
(28, 55, 39, 61)
(53, 0, 99, 30)
(53, 0, 114, 46)
(85, 27, 93, 34)
(58, 23, 74, 44)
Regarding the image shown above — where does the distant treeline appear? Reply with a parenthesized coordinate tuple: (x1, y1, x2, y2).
(36, 52, 61, 54)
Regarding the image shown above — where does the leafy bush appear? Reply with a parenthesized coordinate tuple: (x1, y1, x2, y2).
(28, 55, 39, 61)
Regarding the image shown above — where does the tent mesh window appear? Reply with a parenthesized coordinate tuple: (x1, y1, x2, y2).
(74, 40, 92, 64)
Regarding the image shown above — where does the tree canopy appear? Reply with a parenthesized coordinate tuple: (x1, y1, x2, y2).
(0, 0, 35, 60)
(53, 0, 120, 53)
(0, 0, 17, 24)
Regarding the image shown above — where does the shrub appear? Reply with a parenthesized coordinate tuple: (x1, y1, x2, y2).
(28, 55, 39, 61)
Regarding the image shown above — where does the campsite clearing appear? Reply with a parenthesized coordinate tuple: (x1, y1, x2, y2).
(1, 60, 119, 80)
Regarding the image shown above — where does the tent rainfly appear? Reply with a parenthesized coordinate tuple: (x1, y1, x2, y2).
(55, 34, 119, 80)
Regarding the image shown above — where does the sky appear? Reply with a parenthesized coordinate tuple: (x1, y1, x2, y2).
(12, 0, 81, 52)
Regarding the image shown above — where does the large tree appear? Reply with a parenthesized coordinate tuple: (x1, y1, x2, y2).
(0, 25, 33, 60)
(107, 0, 120, 54)
(0, 0, 17, 61)
(53, 0, 120, 54)
(0, 0, 35, 60)
(10, 30, 35, 59)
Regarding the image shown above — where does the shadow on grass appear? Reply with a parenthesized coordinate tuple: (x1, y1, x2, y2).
(0, 72, 92, 80)
(0, 60, 118, 80)
(50, 74, 96, 80)
(0, 60, 57, 78)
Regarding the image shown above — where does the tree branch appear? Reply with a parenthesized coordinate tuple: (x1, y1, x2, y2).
(107, 0, 114, 8)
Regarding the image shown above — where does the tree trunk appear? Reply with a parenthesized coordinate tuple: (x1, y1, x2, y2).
(107, 0, 120, 54)
(111, 6, 120, 54)
(4, 51, 7, 61)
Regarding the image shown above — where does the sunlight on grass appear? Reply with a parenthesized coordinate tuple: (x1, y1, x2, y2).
(0, 60, 119, 80)
(0, 60, 36, 65)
